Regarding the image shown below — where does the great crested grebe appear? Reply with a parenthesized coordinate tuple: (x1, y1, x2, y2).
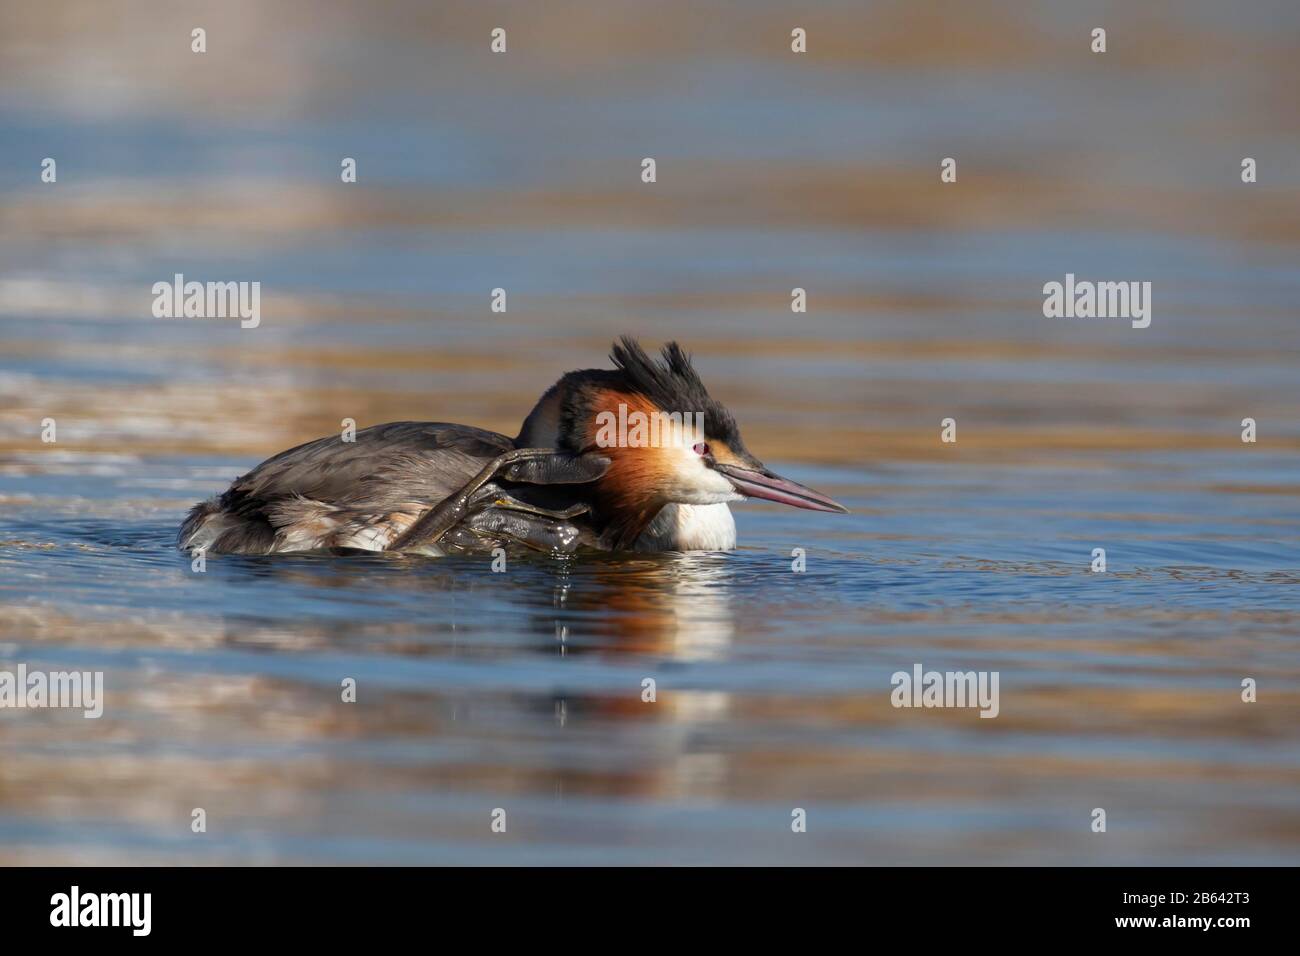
(179, 337, 846, 556)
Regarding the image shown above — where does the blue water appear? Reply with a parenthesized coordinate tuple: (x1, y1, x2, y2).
(2, 0, 1299, 865)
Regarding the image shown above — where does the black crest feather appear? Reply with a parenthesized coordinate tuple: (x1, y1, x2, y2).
(609, 336, 742, 447)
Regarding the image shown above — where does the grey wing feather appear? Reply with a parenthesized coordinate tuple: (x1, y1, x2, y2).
(179, 422, 516, 554)
(229, 422, 513, 508)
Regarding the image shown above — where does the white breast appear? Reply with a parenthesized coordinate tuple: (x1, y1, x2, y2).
(635, 503, 736, 552)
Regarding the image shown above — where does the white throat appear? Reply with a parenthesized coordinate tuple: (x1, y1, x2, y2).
(634, 503, 736, 552)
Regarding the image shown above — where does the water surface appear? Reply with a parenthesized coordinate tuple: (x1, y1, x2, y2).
(1, 0, 1298, 865)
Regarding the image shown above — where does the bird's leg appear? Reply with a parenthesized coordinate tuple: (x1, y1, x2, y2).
(388, 448, 552, 552)
(389, 448, 607, 553)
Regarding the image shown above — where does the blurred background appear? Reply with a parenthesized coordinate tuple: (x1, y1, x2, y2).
(1, 0, 1298, 864)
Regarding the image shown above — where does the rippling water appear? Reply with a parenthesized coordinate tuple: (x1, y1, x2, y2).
(2, 0, 1299, 864)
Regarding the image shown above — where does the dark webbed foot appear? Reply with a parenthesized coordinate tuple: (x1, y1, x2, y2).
(501, 453, 610, 485)
(438, 508, 592, 555)
(389, 448, 608, 554)
(481, 492, 590, 522)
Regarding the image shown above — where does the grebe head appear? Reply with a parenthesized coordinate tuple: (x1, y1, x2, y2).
(516, 338, 847, 535)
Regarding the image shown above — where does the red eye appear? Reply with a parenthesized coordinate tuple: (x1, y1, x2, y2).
(693, 442, 710, 456)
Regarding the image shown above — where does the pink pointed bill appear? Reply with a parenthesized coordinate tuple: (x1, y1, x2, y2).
(716, 465, 848, 514)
